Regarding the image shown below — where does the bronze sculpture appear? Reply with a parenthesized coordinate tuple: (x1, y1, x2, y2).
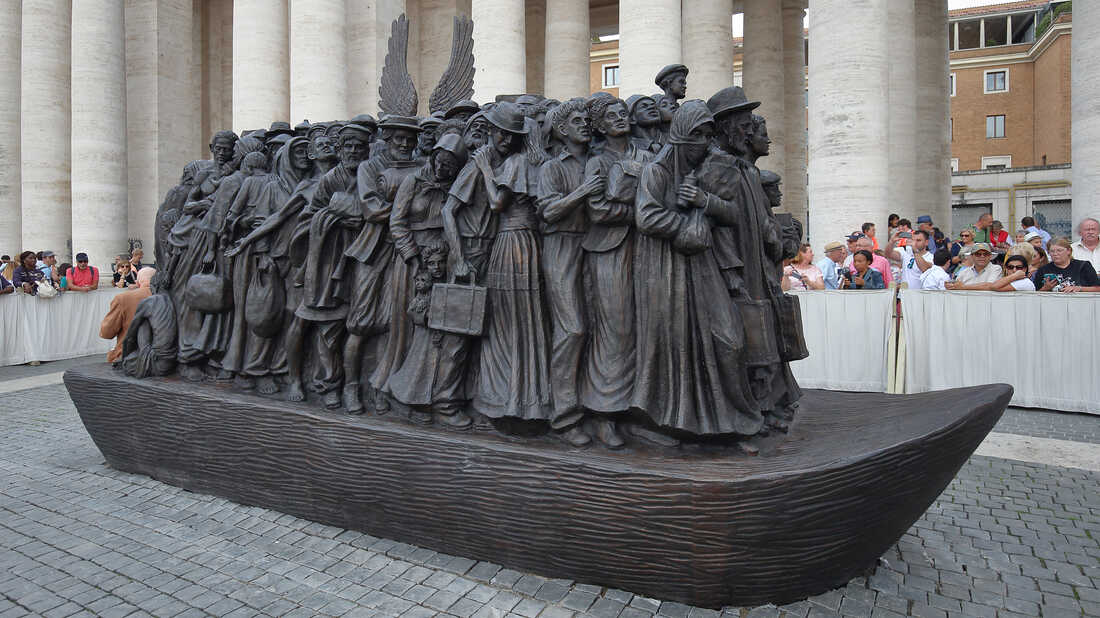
(65, 15, 1013, 610)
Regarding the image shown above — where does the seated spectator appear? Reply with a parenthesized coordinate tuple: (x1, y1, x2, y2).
(1034, 237, 1100, 293)
(1071, 217, 1100, 274)
(1021, 216, 1050, 249)
(1006, 242, 1036, 267)
(113, 261, 137, 288)
(989, 220, 1010, 251)
(950, 243, 1001, 287)
(816, 241, 849, 290)
(1024, 230, 1044, 251)
(784, 243, 825, 290)
(1031, 245, 1049, 272)
(1, 254, 12, 281)
(0, 269, 12, 295)
(849, 250, 885, 290)
(101, 267, 155, 363)
(853, 236, 893, 286)
(129, 248, 145, 270)
(66, 253, 100, 292)
(1013, 229, 1028, 245)
(919, 250, 952, 290)
(12, 251, 45, 294)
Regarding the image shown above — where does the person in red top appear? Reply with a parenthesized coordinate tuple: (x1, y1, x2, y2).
(989, 220, 1011, 251)
(67, 252, 100, 291)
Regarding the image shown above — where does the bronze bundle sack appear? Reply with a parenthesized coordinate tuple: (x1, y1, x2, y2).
(428, 274, 487, 336)
(184, 267, 232, 314)
(244, 259, 284, 338)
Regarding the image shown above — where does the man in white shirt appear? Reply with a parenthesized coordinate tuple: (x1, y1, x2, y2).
(888, 229, 933, 289)
(919, 249, 952, 290)
(949, 243, 1002, 288)
(1071, 217, 1100, 274)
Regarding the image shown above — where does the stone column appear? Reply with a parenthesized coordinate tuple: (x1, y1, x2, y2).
(1072, 0, 1097, 227)
(233, 0, 289, 132)
(473, 0, 526, 101)
(21, 0, 71, 258)
(544, 0, 589, 100)
(417, 0, 466, 115)
(347, 0, 405, 115)
(525, 0, 546, 96)
(807, 0, 890, 251)
(0, 0, 19, 255)
(619, 0, 680, 98)
(888, 0, 917, 223)
(682, 0, 733, 100)
(72, 0, 128, 272)
(781, 0, 807, 224)
(202, 0, 234, 142)
(290, 0, 348, 123)
(743, 0, 785, 182)
(915, 0, 951, 231)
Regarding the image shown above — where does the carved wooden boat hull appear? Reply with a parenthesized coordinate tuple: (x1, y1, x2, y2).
(65, 363, 1011, 608)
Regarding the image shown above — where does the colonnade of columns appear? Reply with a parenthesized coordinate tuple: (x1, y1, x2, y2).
(6, 0, 1091, 268)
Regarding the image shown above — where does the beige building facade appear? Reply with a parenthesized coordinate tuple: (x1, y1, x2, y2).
(6, 0, 1092, 269)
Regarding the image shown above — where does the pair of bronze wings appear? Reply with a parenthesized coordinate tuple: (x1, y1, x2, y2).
(379, 14, 475, 117)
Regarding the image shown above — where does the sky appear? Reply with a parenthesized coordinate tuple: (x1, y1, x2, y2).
(728, 0, 1013, 37)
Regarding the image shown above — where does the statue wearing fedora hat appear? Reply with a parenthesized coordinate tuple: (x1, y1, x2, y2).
(699, 86, 804, 433)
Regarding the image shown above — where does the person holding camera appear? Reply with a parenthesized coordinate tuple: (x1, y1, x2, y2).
(887, 227, 933, 290)
(848, 250, 885, 290)
(783, 243, 825, 291)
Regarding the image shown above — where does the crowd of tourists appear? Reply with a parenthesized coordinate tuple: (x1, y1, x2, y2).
(0, 249, 149, 296)
(784, 214, 1100, 293)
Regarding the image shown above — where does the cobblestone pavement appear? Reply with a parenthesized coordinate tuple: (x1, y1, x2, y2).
(0, 379, 1098, 617)
(994, 409, 1100, 446)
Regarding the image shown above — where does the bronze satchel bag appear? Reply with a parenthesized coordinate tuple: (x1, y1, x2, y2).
(184, 263, 233, 314)
(428, 273, 487, 337)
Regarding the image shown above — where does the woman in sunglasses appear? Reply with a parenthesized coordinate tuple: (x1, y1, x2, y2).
(949, 229, 975, 274)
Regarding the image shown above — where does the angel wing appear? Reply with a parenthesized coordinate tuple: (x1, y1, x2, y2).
(428, 15, 475, 114)
(379, 14, 418, 116)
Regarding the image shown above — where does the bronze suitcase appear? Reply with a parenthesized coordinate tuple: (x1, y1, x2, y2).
(428, 276, 488, 337)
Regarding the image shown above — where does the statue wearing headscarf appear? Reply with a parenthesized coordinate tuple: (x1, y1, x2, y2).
(631, 100, 763, 440)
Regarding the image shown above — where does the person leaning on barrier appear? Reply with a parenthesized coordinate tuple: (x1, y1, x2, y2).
(0, 268, 12, 295)
(816, 241, 848, 290)
(1034, 237, 1100, 293)
(949, 243, 1001, 288)
(1071, 217, 1100, 274)
(946, 255, 1034, 292)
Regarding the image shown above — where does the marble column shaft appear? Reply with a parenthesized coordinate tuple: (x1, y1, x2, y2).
(888, 0, 917, 223)
(808, 0, 890, 252)
(1071, 0, 1098, 227)
(525, 0, 545, 97)
(291, 0, 348, 123)
(233, 0, 289, 131)
(544, 0, 589, 100)
(21, 0, 72, 259)
(72, 0, 128, 272)
(682, 0, 734, 101)
(0, 0, 20, 255)
(743, 0, 786, 185)
(619, 0, 681, 98)
(781, 1, 807, 225)
(473, 0, 526, 101)
(915, 0, 951, 232)
(347, 0, 405, 116)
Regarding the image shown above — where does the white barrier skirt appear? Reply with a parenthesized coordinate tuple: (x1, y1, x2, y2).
(900, 289, 1100, 415)
(788, 290, 895, 392)
(0, 289, 122, 366)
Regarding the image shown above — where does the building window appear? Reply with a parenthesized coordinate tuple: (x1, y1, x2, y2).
(982, 155, 1011, 170)
(951, 158, 960, 173)
(602, 64, 620, 88)
(949, 73, 956, 97)
(950, 118, 954, 141)
(986, 115, 1006, 138)
(984, 16, 1008, 47)
(984, 69, 1008, 93)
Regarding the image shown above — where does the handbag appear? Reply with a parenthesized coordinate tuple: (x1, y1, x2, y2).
(184, 262, 232, 314)
(244, 257, 284, 338)
(428, 273, 487, 336)
(35, 278, 58, 298)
